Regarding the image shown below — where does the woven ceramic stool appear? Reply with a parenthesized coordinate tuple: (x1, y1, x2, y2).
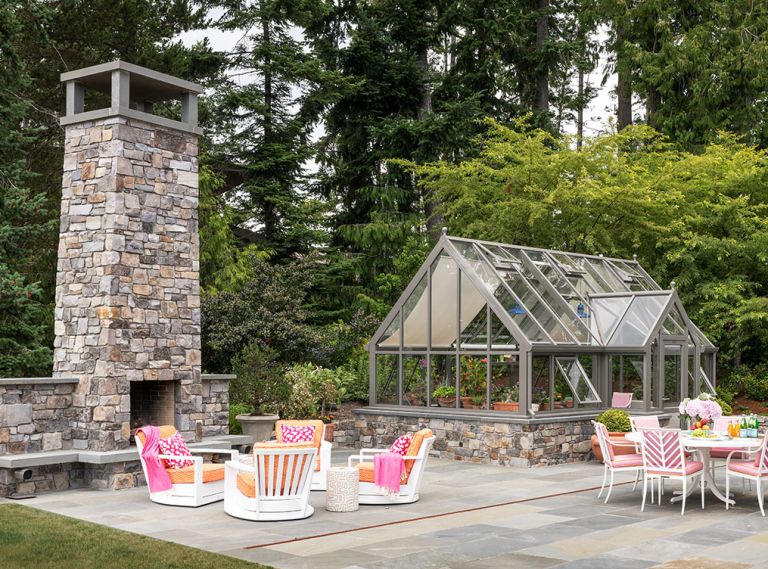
(325, 466, 359, 512)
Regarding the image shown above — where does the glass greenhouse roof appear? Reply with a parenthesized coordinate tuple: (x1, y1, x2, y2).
(374, 235, 715, 351)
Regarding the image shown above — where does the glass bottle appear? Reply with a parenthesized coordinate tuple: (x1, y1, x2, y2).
(742, 415, 748, 437)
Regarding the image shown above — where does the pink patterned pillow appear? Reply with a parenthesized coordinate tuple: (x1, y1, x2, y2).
(280, 424, 316, 444)
(158, 433, 194, 469)
(390, 435, 412, 456)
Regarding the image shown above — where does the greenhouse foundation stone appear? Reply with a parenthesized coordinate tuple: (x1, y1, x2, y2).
(335, 411, 594, 467)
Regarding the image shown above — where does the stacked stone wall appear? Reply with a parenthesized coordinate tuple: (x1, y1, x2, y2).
(0, 382, 77, 455)
(334, 412, 594, 467)
(54, 116, 203, 450)
(200, 378, 229, 437)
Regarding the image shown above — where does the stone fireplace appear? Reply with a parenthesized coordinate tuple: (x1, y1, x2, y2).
(0, 62, 235, 498)
(129, 381, 176, 430)
(52, 61, 214, 451)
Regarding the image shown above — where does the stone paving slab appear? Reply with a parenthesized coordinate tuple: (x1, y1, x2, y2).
(7, 451, 768, 568)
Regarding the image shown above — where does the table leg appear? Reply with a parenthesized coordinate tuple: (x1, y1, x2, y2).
(670, 449, 735, 506)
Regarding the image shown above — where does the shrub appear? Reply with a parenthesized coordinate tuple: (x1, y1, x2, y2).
(742, 366, 768, 401)
(229, 343, 290, 415)
(715, 398, 732, 416)
(228, 402, 253, 434)
(595, 409, 631, 432)
(338, 347, 370, 402)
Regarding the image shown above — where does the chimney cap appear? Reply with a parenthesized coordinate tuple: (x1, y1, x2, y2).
(61, 59, 204, 101)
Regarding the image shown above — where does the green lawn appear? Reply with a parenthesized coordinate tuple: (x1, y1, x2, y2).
(0, 504, 270, 569)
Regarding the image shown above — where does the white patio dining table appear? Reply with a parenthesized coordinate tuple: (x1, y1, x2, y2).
(625, 431, 762, 506)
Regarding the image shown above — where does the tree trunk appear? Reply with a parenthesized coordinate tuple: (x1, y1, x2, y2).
(646, 87, 659, 127)
(417, 47, 443, 239)
(576, 67, 584, 150)
(536, 0, 550, 113)
(260, 3, 276, 236)
(616, 25, 632, 130)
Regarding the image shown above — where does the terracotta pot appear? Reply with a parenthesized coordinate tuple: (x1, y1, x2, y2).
(437, 397, 457, 407)
(492, 401, 520, 412)
(323, 422, 336, 443)
(565, 400, 574, 408)
(591, 431, 635, 462)
(460, 396, 473, 408)
(540, 402, 550, 411)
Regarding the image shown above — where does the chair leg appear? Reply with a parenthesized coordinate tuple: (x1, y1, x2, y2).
(701, 474, 705, 509)
(726, 472, 731, 511)
(604, 469, 615, 504)
(661, 478, 664, 496)
(681, 478, 687, 516)
(758, 478, 765, 517)
(598, 464, 607, 498)
(641, 475, 648, 512)
(633, 469, 640, 491)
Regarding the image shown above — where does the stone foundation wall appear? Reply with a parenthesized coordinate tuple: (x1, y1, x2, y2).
(334, 412, 594, 467)
(0, 382, 77, 455)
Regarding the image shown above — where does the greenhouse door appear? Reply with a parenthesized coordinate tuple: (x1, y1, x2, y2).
(661, 343, 686, 407)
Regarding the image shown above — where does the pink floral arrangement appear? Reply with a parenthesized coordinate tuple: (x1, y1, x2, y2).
(678, 392, 722, 422)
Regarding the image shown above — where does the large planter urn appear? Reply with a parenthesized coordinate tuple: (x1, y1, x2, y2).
(236, 414, 279, 442)
(437, 397, 457, 407)
(591, 432, 634, 462)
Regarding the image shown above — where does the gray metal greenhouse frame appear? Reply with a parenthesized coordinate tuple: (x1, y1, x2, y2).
(367, 231, 717, 419)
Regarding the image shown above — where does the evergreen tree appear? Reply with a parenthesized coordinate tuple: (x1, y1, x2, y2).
(0, 3, 54, 375)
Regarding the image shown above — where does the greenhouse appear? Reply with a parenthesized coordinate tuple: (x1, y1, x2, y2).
(368, 232, 717, 417)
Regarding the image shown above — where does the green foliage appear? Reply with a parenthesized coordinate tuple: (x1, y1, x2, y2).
(202, 255, 321, 372)
(228, 402, 253, 435)
(337, 347, 370, 402)
(432, 385, 457, 399)
(715, 398, 732, 417)
(282, 363, 357, 419)
(595, 409, 631, 433)
(732, 365, 768, 402)
(229, 343, 290, 415)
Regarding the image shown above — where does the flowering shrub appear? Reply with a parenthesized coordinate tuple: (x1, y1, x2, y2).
(679, 392, 723, 422)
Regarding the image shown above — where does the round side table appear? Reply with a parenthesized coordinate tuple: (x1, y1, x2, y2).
(326, 466, 359, 512)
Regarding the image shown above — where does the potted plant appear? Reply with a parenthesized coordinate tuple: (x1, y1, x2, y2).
(460, 356, 487, 408)
(230, 343, 290, 442)
(591, 409, 634, 462)
(432, 385, 457, 407)
(492, 386, 520, 412)
(538, 391, 551, 411)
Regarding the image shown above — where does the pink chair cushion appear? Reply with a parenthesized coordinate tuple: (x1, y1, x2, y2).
(647, 461, 703, 477)
(728, 461, 768, 477)
(611, 392, 632, 408)
(609, 454, 643, 468)
(710, 447, 749, 459)
(633, 416, 660, 429)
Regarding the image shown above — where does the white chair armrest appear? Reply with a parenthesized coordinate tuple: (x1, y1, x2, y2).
(189, 448, 240, 460)
(157, 454, 203, 464)
(725, 447, 758, 467)
(347, 453, 418, 467)
(359, 448, 390, 455)
(225, 458, 256, 474)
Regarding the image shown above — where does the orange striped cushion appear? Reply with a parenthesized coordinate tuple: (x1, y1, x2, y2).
(166, 463, 224, 484)
(271, 424, 324, 472)
(405, 429, 433, 477)
(236, 447, 314, 498)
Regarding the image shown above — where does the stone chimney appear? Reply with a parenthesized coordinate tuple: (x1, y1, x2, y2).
(54, 61, 203, 451)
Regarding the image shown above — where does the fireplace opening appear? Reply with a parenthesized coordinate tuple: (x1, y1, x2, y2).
(130, 381, 176, 433)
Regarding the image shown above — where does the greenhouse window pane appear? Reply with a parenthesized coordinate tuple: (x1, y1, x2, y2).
(608, 295, 669, 346)
(662, 304, 686, 336)
(490, 311, 517, 348)
(376, 354, 398, 404)
(555, 357, 601, 404)
(401, 273, 428, 348)
(587, 258, 627, 291)
(492, 277, 549, 343)
(430, 253, 459, 348)
(591, 296, 632, 343)
(376, 309, 401, 349)
(402, 355, 428, 406)
(501, 269, 575, 343)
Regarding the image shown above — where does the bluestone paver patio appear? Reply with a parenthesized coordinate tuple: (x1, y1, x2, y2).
(6, 450, 768, 568)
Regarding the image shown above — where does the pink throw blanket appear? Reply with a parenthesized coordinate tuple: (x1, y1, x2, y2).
(374, 452, 406, 496)
(136, 426, 172, 493)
